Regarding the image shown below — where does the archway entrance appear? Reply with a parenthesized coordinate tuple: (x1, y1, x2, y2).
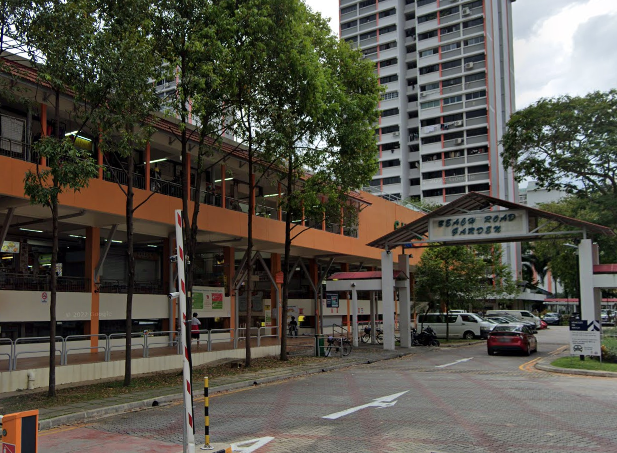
(368, 192, 615, 350)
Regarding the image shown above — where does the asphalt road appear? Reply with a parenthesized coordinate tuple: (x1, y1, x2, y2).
(40, 326, 617, 453)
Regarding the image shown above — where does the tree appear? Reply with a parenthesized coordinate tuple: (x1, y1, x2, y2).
(501, 90, 617, 228)
(87, 0, 162, 387)
(414, 244, 517, 339)
(16, 0, 101, 397)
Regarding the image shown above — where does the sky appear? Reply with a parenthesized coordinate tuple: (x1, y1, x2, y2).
(303, 0, 617, 109)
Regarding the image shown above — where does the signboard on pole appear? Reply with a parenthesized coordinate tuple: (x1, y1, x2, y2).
(326, 293, 339, 309)
(569, 319, 602, 357)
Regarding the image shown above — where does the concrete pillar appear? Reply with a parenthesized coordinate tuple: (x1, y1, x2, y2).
(341, 263, 350, 333)
(309, 259, 319, 335)
(351, 287, 358, 347)
(381, 251, 395, 351)
(369, 290, 376, 344)
(398, 254, 411, 348)
(578, 239, 601, 322)
(85, 227, 100, 352)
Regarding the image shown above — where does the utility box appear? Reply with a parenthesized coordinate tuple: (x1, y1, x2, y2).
(1, 410, 39, 453)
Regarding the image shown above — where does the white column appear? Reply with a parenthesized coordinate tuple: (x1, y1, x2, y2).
(351, 286, 359, 347)
(578, 239, 601, 322)
(381, 251, 395, 351)
(369, 291, 376, 344)
(398, 254, 411, 348)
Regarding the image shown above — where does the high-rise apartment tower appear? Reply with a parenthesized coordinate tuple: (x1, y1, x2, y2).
(340, 0, 517, 207)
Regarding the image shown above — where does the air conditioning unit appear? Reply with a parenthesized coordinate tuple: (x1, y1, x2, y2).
(465, 62, 474, 69)
(455, 138, 464, 145)
(393, 131, 400, 136)
(454, 120, 463, 126)
(462, 7, 471, 16)
(421, 91, 428, 97)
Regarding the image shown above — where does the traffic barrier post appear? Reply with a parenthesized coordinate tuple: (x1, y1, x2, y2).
(200, 377, 213, 451)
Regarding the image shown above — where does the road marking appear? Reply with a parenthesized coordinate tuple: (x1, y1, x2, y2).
(231, 436, 274, 452)
(520, 345, 568, 372)
(435, 357, 473, 368)
(322, 391, 408, 420)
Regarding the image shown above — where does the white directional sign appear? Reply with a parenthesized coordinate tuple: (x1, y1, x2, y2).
(230, 437, 275, 452)
(322, 391, 408, 420)
(569, 320, 601, 357)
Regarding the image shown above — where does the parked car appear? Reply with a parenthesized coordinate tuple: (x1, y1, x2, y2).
(543, 313, 561, 325)
(485, 309, 542, 328)
(539, 319, 548, 330)
(487, 324, 537, 356)
(417, 313, 494, 339)
(601, 310, 614, 326)
(486, 315, 537, 333)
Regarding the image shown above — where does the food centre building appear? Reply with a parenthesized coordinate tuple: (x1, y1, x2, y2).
(0, 56, 428, 390)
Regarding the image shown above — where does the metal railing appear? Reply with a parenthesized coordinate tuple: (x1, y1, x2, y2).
(64, 334, 107, 364)
(1, 327, 279, 371)
(99, 279, 164, 294)
(0, 339, 14, 371)
(0, 273, 90, 292)
(13, 336, 65, 370)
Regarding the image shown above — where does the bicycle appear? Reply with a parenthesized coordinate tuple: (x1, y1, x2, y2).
(360, 326, 383, 344)
(324, 336, 352, 357)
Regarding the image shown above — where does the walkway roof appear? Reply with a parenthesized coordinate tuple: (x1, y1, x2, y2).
(367, 192, 615, 249)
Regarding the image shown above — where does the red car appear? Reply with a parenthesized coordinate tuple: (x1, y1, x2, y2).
(487, 324, 537, 356)
(539, 319, 548, 330)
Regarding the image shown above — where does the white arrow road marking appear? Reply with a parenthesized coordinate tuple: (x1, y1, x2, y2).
(322, 391, 409, 420)
(435, 357, 473, 368)
(231, 436, 275, 452)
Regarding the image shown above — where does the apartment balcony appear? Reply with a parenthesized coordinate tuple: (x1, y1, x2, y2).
(422, 177, 444, 190)
(360, 36, 378, 47)
(378, 14, 398, 27)
(445, 174, 466, 185)
(421, 159, 442, 171)
(439, 30, 462, 44)
(379, 47, 398, 61)
(418, 71, 441, 84)
(407, 101, 419, 111)
(420, 53, 440, 67)
(404, 1, 416, 13)
(465, 98, 486, 109)
(440, 14, 460, 25)
(407, 84, 418, 95)
(409, 167, 421, 179)
(406, 50, 418, 63)
(441, 48, 462, 59)
(466, 116, 487, 127)
(340, 0, 355, 5)
(408, 151, 420, 162)
(467, 134, 488, 145)
(417, 19, 438, 34)
(379, 97, 399, 110)
(419, 88, 439, 100)
(341, 10, 357, 22)
(359, 3, 376, 14)
(464, 43, 485, 55)
(443, 156, 466, 167)
(409, 185, 421, 196)
(467, 171, 490, 182)
(423, 195, 444, 205)
(467, 153, 489, 164)
(377, 0, 396, 9)
(464, 60, 486, 73)
(441, 66, 462, 78)
(419, 104, 440, 117)
(464, 79, 487, 91)
(417, 36, 439, 49)
(442, 83, 463, 96)
(360, 21, 378, 33)
(407, 117, 420, 128)
(442, 102, 464, 114)
(379, 64, 399, 78)
(444, 138, 464, 149)
(420, 141, 442, 154)
(341, 27, 358, 38)
(463, 24, 484, 37)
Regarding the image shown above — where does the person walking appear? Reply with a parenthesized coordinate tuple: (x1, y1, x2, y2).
(288, 316, 298, 337)
(191, 312, 202, 347)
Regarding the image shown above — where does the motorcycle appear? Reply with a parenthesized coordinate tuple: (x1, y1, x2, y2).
(411, 326, 440, 346)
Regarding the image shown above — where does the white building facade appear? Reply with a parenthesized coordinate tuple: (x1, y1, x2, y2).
(340, 0, 520, 274)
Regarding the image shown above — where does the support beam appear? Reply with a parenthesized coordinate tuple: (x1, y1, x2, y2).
(578, 239, 601, 323)
(398, 254, 411, 348)
(0, 207, 15, 246)
(351, 286, 358, 347)
(94, 224, 118, 282)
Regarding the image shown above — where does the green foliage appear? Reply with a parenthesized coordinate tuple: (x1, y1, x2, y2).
(24, 137, 98, 206)
(501, 90, 617, 227)
(415, 244, 518, 311)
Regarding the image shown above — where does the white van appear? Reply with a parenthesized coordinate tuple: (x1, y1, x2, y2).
(486, 310, 541, 328)
(417, 313, 493, 339)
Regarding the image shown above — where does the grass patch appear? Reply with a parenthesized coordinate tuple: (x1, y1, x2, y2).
(551, 356, 617, 372)
(0, 355, 328, 415)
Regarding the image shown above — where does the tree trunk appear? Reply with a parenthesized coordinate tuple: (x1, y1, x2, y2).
(48, 198, 58, 397)
(245, 127, 253, 368)
(280, 155, 294, 361)
(124, 149, 135, 387)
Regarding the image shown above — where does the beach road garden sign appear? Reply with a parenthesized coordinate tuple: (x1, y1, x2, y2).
(428, 210, 528, 241)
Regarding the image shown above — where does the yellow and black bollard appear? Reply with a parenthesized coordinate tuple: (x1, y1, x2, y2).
(200, 377, 213, 450)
